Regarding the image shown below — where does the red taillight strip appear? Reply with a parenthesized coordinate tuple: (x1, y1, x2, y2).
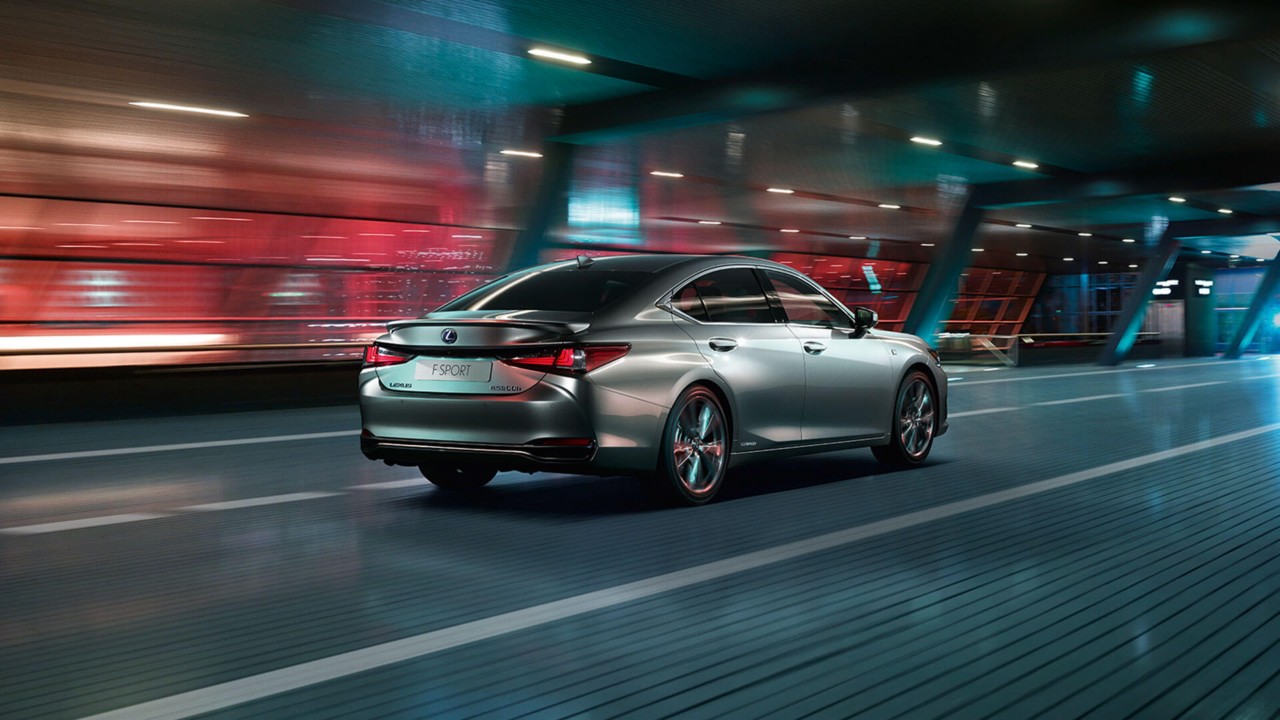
(363, 344, 411, 367)
(500, 344, 629, 374)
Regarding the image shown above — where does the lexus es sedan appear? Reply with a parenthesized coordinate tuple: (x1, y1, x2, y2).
(359, 254, 947, 505)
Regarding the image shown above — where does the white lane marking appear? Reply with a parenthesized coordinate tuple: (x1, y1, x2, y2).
(951, 359, 1225, 386)
(176, 492, 342, 512)
(0, 513, 169, 536)
(79, 421, 1280, 720)
(1140, 381, 1227, 393)
(1034, 393, 1126, 406)
(0, 431, 358, 466)
(349, 478, 431, 490)
(950, 407, 1019, 418)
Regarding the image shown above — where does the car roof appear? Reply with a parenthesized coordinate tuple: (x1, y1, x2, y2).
(550, 253, 782, 275)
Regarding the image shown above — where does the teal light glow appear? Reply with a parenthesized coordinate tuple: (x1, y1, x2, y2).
(567, 187, 641, 245)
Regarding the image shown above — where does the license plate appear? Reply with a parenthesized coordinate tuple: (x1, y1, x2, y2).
(414, 359, 493, 382)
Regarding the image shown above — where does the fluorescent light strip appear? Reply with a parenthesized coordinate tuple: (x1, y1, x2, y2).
(0, 226, 43, 230)
(649, 171, 683, 178)
(55, 244, 106, 249)
(1012, 160, 1039, 169)
(766, 188, 795, 194)
(175, 240, 224, 244)
(359, 233, 395, 237)
(1015, 223, 1032, 228)
(1218, 208, 1233, 214)
(191, 216, 251, 221)
(500, 149, 543, 158)
(1123, 238, 1135, 243)
(698, 221, 722, 225)
(780, 228, 800, 233)
(878, 203, 901, 210)
(403, 229, 432, 233)
(1016, 252, 1028, 257)
(848, 236, 867, 240)
(527, 48, 592, 65)
(123, 220, 178, 224)
(302, 235, 346, 239)
(1078, 232, 1093, 237)
(0, 333, 227, 351)
(452, 234, 483, 239)
(1168, 196, 1186, 203)
(910, 136, 942, 146)
(129, 101, 248, 118)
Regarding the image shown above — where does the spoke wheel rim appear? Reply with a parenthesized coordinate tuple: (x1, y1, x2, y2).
(897, 378, 935, 460)
(672, 395, 727, 496)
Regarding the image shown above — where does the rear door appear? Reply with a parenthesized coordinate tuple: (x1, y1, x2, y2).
(761, 269, 892, 441)
(669, 267, 806, 448)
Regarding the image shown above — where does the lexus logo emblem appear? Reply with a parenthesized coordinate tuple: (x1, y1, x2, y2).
(441, 328, 458, 344)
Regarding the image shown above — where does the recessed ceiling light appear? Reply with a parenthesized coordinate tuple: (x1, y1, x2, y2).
(1231, 254, 1240, 259)
(500, 149, 543, 158)
(780, 228, 800, 233)
(848, 235, 867, 240)
(527, 47, 592, 65)
(1122, 238, 1135, 243)
(1078, 232, 1093, 237)
(766, 187, 795, 194)
(1015, 223, 1033, 228)
(698, 220, 722, 225)
(452, 234, 483, 239)
(1063, 257, 1074, 261)
(1016, 252, 1028, 257)
(1012, 160, 1039, 169)
(910, 136, 943, 146)
(1129, 264, 1139, 268)
(649, 171, 683, 178)
(1169, 196, 1187, 203)
(1218, 208, 1233, 214)
(878, 203, 901, 210)
(129, 101, 248, 118)
(971, 248, 985, 252)
(1201, 250, 1212, 254)
(1098, 260, 1108, 265)
(359, 233, 395, 237)
(921, 243, 936, 247)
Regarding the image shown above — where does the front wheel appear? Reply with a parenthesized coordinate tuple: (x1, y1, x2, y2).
(872, 370, 937, 467)
(419, 464, 497, 491)
(653, 386, 730, 505)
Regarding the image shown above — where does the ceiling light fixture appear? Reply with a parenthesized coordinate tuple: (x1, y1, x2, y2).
(1078, 232, 1093, 237)
(122, 220, 178, 224)
(1122, 238, 1135, 243)
(1063, 257, 1074, 261)
(1098, 260, 1108, 265)
(921, 243, 936, 247)
(971, 248, 985, 252)
(1231, 254, 1240, 259)
(910, 136, 943, 146)
(1129, 264, 1139, 268)
(1168, 196, 1187, 203)
(129, 101, 248, 118)
(1015, 223, 1032, 228)
(1218, 208, 1234, 214)
(1016, 252, 1028, 257)
(500, 149, 543, 158)
(1201, 249, 1212, 254)
(780, 228, 800, 233)
(878, 203, 901, 210)
(848, 235, 867, 240)
(766, 187, 795, 194)
(1012, 160, 1040, 169)
(698, 220, 722, 225)
(527, 47, 592, 65)
(191, 216, 250, 221)
(452, 234, 483, 239)
(649, 171, 683, 178)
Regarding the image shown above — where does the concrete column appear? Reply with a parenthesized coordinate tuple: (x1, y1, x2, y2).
(1224, 259, 1280, 359)
(903, 194, 984, 343)
(507, 141, 576, 270)
(1097, 228, 1179, 366)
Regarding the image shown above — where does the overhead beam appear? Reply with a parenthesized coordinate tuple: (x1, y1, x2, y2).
(553, 2, 1280, 144)
(1097, 227, 1180, 366)
(1224, 260, 1280, 359)
(1165, 214, 1280, 239)
(972, 148, 1280, 209)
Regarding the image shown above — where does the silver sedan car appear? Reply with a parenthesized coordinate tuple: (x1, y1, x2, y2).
(360, 254, 947, 504)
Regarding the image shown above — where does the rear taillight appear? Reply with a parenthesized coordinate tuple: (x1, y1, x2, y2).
(502, 344, 629, 374)
(363, 344, 411, 367)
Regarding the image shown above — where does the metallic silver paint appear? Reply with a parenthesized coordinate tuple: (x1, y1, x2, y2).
(359, 254, 948, 478)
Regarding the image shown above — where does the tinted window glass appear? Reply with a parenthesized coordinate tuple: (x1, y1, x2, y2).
(764, 270, 853, 329)
(436, 269, 651, 313)
(672, 268, 774, 324)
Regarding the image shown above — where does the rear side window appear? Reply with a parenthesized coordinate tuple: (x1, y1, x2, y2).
(671, 268, 774, 324)
(437, 269, 651, 313)
(763, 269, 853, 329)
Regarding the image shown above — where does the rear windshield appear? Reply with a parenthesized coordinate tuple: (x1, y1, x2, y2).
(436, 268, 653, 313)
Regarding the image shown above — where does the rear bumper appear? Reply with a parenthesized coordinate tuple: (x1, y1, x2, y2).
(361, 433, 596, 470)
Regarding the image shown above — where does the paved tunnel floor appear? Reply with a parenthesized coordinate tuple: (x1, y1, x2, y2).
(2, 357, 1280, 719)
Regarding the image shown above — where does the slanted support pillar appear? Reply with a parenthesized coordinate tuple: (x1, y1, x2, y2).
(1224, 259, 1280, 359)
(507, 141, 576, 270)
(1097, 228, 1179, 366)
(903, 193, 985, 344)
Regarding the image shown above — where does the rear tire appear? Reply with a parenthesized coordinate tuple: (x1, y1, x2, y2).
(652, 385, 730, 506)
(419, 464, 497, 491)
(872, 370, 937, 467)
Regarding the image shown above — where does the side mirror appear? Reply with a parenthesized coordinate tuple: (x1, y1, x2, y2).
(852, 306, 878, 337)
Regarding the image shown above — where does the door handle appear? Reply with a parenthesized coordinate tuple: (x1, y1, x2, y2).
(708, 337, 738, 352)
(803, 341, 827, 355)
